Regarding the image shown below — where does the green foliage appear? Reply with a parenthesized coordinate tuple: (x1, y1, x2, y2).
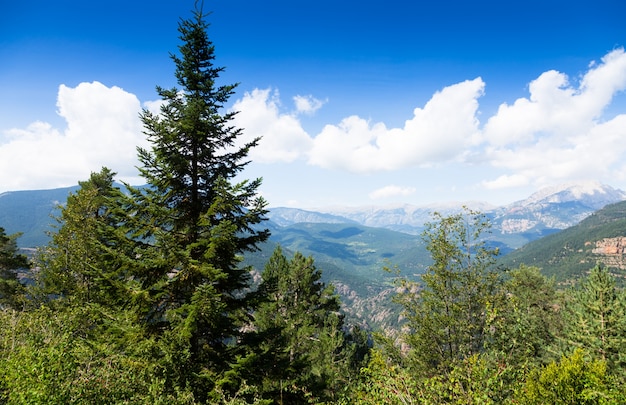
(397, 207, 502, 374)
(345, 213, 567, 404)
(33, 168, 132, 307)
(413, 354, 519, 405)
(559, 264, 626, 373)
(345, 350, 515, 405)
(0, 227, 29, 309)
(344, 349, 517, 405)
(516, 349, 624, 405)
(344, 348, 420, 405)
(486, 265, 561, 368)
(0, 305, 196, 404)
(249, 246, 364, 404)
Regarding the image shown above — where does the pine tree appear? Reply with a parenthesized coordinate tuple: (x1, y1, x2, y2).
(560, 264, 626, 373)
(35, 168, 131, 307)
(123, 5, 269, 398)
(251, 246, 353, 404)
(0, 227, 29, 309)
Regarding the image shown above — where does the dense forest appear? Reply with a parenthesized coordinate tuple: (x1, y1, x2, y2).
(2, 7, 626, 404)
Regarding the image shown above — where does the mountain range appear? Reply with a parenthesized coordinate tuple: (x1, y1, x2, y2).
(2, 181, 626, 329)
(268, 181, 626, 252)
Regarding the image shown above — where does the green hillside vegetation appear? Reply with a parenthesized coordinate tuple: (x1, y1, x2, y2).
(500, 200, 626, 283)
(268, 223, 427, 286)
(256, 222, 428, 330)
(239, 222, 427, 331)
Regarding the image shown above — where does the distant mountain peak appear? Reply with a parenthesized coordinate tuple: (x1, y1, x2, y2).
(516, 181, 626, 208)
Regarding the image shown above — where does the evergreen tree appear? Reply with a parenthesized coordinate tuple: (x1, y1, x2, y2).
(251, 246, 354, 404)
(0, 227, 29, 309)
(396, 208, 502, 375)
(560, 264, 626, 373)
(35, 168, 131, 307)
(123, 5, 269, 399)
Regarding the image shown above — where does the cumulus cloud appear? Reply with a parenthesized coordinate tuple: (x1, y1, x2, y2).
(293, 94, 326, 115)
(369, 185, 417, 200)
(308, 78, 484, 172)
(229, 79, 484, 173)
(0, 81, 147, 190)
(228, 49, 626, 193)
(230, 88, 313, 163)
(481, 48, 626, 189)
(4, 48, 626, 198)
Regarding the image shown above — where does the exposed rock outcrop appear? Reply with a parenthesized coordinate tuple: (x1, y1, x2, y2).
(592, 237, 626, 269)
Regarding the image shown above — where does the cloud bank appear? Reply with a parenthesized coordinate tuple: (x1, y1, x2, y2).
(0, 81, 148, 190)
(2, 48, 626, 194)
(481, 48, 626, 188)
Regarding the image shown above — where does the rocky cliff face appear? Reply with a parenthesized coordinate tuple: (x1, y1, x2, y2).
(492, 181, 626, 235)
(592, 237, 626, 269)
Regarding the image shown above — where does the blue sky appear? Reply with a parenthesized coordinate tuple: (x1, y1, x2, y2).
(1, 0, 626, 208)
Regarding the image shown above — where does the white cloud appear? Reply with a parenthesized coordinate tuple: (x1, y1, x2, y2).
(369, 185, 417, 200)
(0, 81, 146, 190)
(293, 94, 326, 115)
(4, 48, 626, 202)
(481, 48, 626, 188)
(229, 79, 485, 173)
(231, 88, 313, 163)
(481, 174, 529, 190)
(308, 78, 485, 172)
(142, 98, 166, 115)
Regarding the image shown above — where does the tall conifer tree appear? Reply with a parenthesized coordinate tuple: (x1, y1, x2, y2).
(252, 246, 351, 404)
(125, 4, 269, 398)
(35, 168, 130, 307)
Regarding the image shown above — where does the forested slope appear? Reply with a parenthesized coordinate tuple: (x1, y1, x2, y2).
(500, 200, 626, 283)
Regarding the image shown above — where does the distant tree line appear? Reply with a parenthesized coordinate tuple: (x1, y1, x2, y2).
(1, 5, 626, 404)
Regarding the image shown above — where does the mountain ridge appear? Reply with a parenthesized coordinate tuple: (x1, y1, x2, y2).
(2, 181, 625, 251)
(267, 182, 626, 249)
(499, 199, 626, 283)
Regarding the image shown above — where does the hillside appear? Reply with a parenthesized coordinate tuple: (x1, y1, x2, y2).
(0, 186, 78, 247)
(499, 200, 626, 283)
(3, 181, 624, 251)
(244, 222, 427, 330)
